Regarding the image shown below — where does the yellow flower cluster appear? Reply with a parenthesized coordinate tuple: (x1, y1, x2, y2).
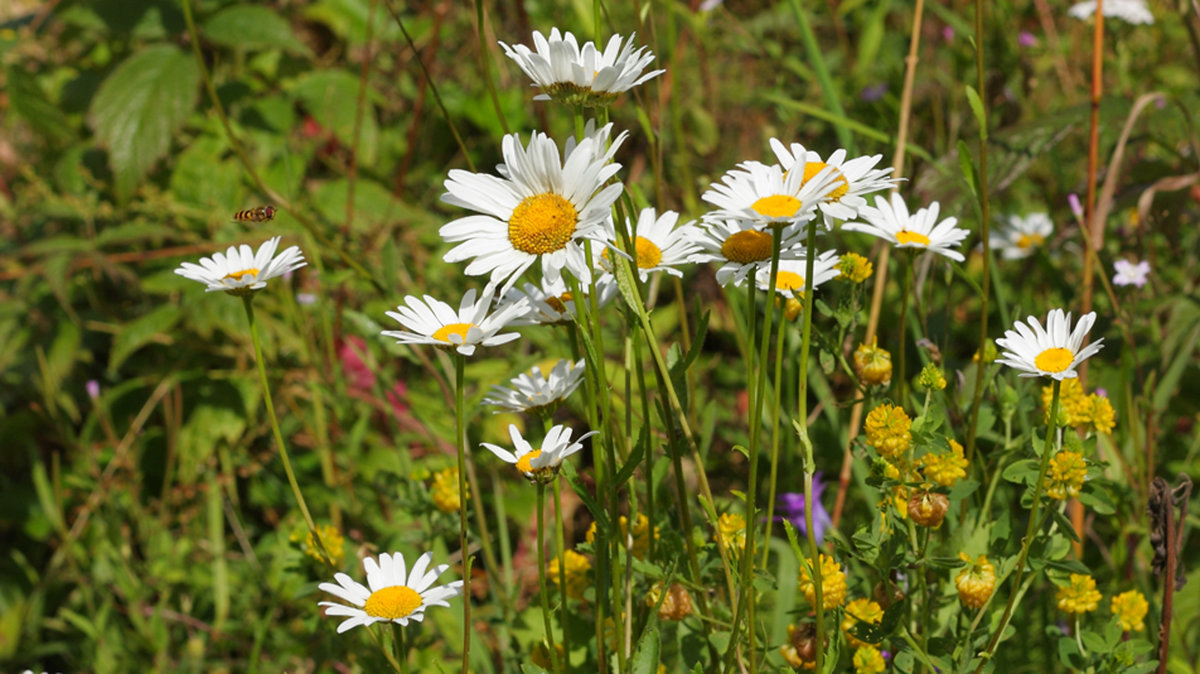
(837, 252, 874, 283)
(854, 339, 893, 387)
(865, 404, 911, 460)
(292, 523, 345, 564)
(1042, 379, 1116, 434)
(549, 549, 592, 600)
(1046, 450, 1087, 500)
(717, 512, 747, 555)
(956, 552, 996, 609)
(798, 554, 847, 609)
(917, 362, 947, 391)
(431, 466, 466, 513)
(779, 624, 818, 670)
(1111, 590, 1149, 631)
(586, 513, 659, 560)
(1056, 574, 1102, 614)
(843, 598, 884, 647)
(645, 581, 694, 621)
(853, 646, 887, 674)
(920, 439, 968, 487)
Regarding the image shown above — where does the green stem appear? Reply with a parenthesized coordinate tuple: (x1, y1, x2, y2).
(897, 254, 913, 405)
(972, 379, 1061, 671)
(395, 624, 409, 674)
(553, 476, 570, 666)
(795, 219, 824, 671)
(536, 483, 562, 673)
(760, 287, 791, 570)
(965, 0, 993, 462)
(241, 296, 331, 568)
(453, 355, 472, 673)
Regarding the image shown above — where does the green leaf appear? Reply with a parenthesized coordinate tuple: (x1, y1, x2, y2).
(288, 70, 380, 166)
(630, 626, 661, 674)
(965, 85, 988, 139)
(957, 139, 978, 199)
(108, 304, 181, 373)
(7, 65, 73, 142)
(201, 5, 311, 55)
(88, 45, 200, 203)
(1001, 458, 1039, 485)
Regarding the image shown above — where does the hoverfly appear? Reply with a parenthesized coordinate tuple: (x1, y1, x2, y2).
(233, 205, 276, 223)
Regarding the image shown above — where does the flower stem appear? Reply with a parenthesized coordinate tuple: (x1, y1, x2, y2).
(452, 354, 472, 674)
(897, 253, 914, 405)
(795, 218, 824, 671)
(241, 296, 332, 568)
(536, 483, 561, 673)
(553, 476, 570, 665)
(972, 379, 1061, 671)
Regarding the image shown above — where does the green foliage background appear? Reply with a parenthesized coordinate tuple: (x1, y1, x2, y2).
(2, 0, 1199, 671)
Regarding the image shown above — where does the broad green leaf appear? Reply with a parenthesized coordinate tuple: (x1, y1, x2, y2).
(108, 304, 181, 373)
(7, 65, 72, 142)
(201, 5, 311, 55)
(287, 70, 380, 166)
(957, 139, 978, 199)
(630, 626, 661, 674)
(88, 45, 200, 202)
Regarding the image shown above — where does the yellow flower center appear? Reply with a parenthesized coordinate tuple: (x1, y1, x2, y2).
(802, 162, 850, 200)
(515, 449, 543, 473)
(508, 193, 578, 255)
(363, 585, 422, 619)
(895, 230, 930, 246)
(1017, 233, 1044, 249)
(432, 322, 473, 343)
(774, 270, 806, 292)
(224, 268, 259, 282)
(752, 194, 802, 218)
(601, 237, 664, 271)
(546, 292, 572, 314)
(1034, 347, 1074, 373)
(721, 230, 774, 264)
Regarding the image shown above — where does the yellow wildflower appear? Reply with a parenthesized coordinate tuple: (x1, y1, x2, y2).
(837, 252, 874, 283)
(779, 624, 818, 670)
(798, 554, 847, 609)
(530, 642, 565, 670)
(920, 439, 968, 487)
(908, 491, 949, 528)
(1046, 451, 1087, 500)
(784, 297, 804, 322)
(843, 598, 884, 647)
(854, 339, 893, 387)
(917, 362, 947, 391)
(853, 646, 887, 674)
(1111, 590, 1149, 631)
(956, 553, 996, 609)
(972, 339, 998, 364)
(291, 523, 345, 564)
(865, 404, 911, 460)
(717, 512, 747, 555)
(586, 513, 659, 560)
(1042, 378, 1088, 426)
(431, 467, 466, 513)
(645, 581, 694, 621)
(549, 550, 591, 600)
(1080, 394, 1116, 435)
(1056, 574, 1102, 614)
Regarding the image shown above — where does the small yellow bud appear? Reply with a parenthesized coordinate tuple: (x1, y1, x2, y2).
(854, 338, 893, 387)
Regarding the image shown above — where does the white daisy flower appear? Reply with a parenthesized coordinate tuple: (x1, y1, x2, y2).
(843, 193, 969, 261)
(768, 139, 896, 224)
(502, 275, 617, 326)
(1068, 0, 1153, 25)
(990, 212, 1054, 260)
(483, 359, 586, 415)
(318, 551, 463, 633)
(481, 423, 598, 483)
(995, 309, 1104, 380)
(441, 126, 627, 294)
(174, 236, 305, 295)
(702, 161, 843, 231)
(596, 208, 699, 280)
(1112, 259, 1150, 288)
(500, 29, 665, 107)
(381, 287, 525, 357)
(754, 250, 841, 297)
(691, 218, 813, 287)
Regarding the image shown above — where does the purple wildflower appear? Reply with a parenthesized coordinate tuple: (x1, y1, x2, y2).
(861, 83, 888, 102)
(1019, 31, 1038, 47)
(776, 472, 832, 543)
